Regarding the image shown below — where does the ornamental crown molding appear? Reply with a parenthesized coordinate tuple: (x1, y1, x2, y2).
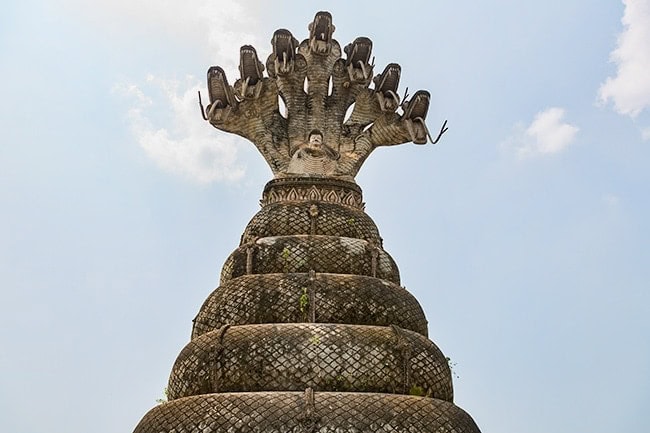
(260, 177, 364, 210)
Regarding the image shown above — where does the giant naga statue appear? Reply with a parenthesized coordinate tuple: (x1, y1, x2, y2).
(133, 11, 481, 433)
(199, 11, 448, 180)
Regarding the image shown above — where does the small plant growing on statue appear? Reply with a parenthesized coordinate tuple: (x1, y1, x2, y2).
(446, 356, 460, 379)
(155, 387, 169, 404)
(409, 385, 425, 396)
(299, 287, 309, 321)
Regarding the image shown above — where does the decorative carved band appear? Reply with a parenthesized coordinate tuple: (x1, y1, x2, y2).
(261, 177, 365, 210)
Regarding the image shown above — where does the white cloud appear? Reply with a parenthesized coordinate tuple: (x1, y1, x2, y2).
(642, 127, 650, 140)
(67, 0, 263, 183)
(598, 0, 650, 117)
(63, 0, 262, 70)
(114, 76, 245, 183)
(502, 108, 580, 159)
(602, 193, 621, 208)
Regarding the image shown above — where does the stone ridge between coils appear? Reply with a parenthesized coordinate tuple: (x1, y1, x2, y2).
(192, 273, 428, 338)
(167, 323, 452, 401)
(241, 201, 382, 245)
(221, 235, 400, 284)
(134, 391, 481, 433)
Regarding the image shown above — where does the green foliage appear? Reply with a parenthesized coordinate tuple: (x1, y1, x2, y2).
(299, 287, 309, 320)
(409, 385, 425, 396)
(446, 356, 460, 379)
(155, 387, 169, 404)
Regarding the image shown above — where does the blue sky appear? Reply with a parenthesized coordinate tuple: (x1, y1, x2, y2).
(1, 1, 649, 432)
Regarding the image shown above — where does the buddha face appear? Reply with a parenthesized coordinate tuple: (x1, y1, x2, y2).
(308, 132, 323, 150)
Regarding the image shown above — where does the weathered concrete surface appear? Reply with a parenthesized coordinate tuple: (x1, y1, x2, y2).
(169, 323, 450, 400)
(135, 391, 480, 433)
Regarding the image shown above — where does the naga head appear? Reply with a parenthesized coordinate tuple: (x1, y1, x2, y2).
(401, 90, 431, 144)
(308, 11, 335, 54)
(343, 37, 373, 82)
(206, 66, 237, 123)
(373, 63, 402, 112)
(207, 67, 235, 108)
(271, 29, 299, 75)
(237, 45, 265, 98)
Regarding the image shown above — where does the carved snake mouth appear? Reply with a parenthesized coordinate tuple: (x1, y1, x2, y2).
(372, 63, 401, 110)
(272, 29, 298, 65)
(239, 45, 264, 86)
(342, 37, 373, 82)
(345, 37, 372, 67)
(374, 63, 401, 96)
(207, 66, 236, 108)
(402, 90, 431, 144)
(312, 11, 333, 41)
(403, 90, 430, 120)
(309, 11, 334, 53)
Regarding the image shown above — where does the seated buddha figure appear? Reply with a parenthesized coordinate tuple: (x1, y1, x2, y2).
(287, 129, 340, 176)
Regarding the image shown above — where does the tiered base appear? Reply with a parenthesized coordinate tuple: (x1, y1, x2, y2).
(134, 391, 481, 433)
(168, 323, 451, 400)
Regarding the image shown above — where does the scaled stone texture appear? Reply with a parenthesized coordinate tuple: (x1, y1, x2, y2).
(133, 11, 480, 433)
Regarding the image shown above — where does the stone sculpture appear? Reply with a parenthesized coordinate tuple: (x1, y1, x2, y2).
(199, 11, 447, 179)
(133, 11, 480, 433)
